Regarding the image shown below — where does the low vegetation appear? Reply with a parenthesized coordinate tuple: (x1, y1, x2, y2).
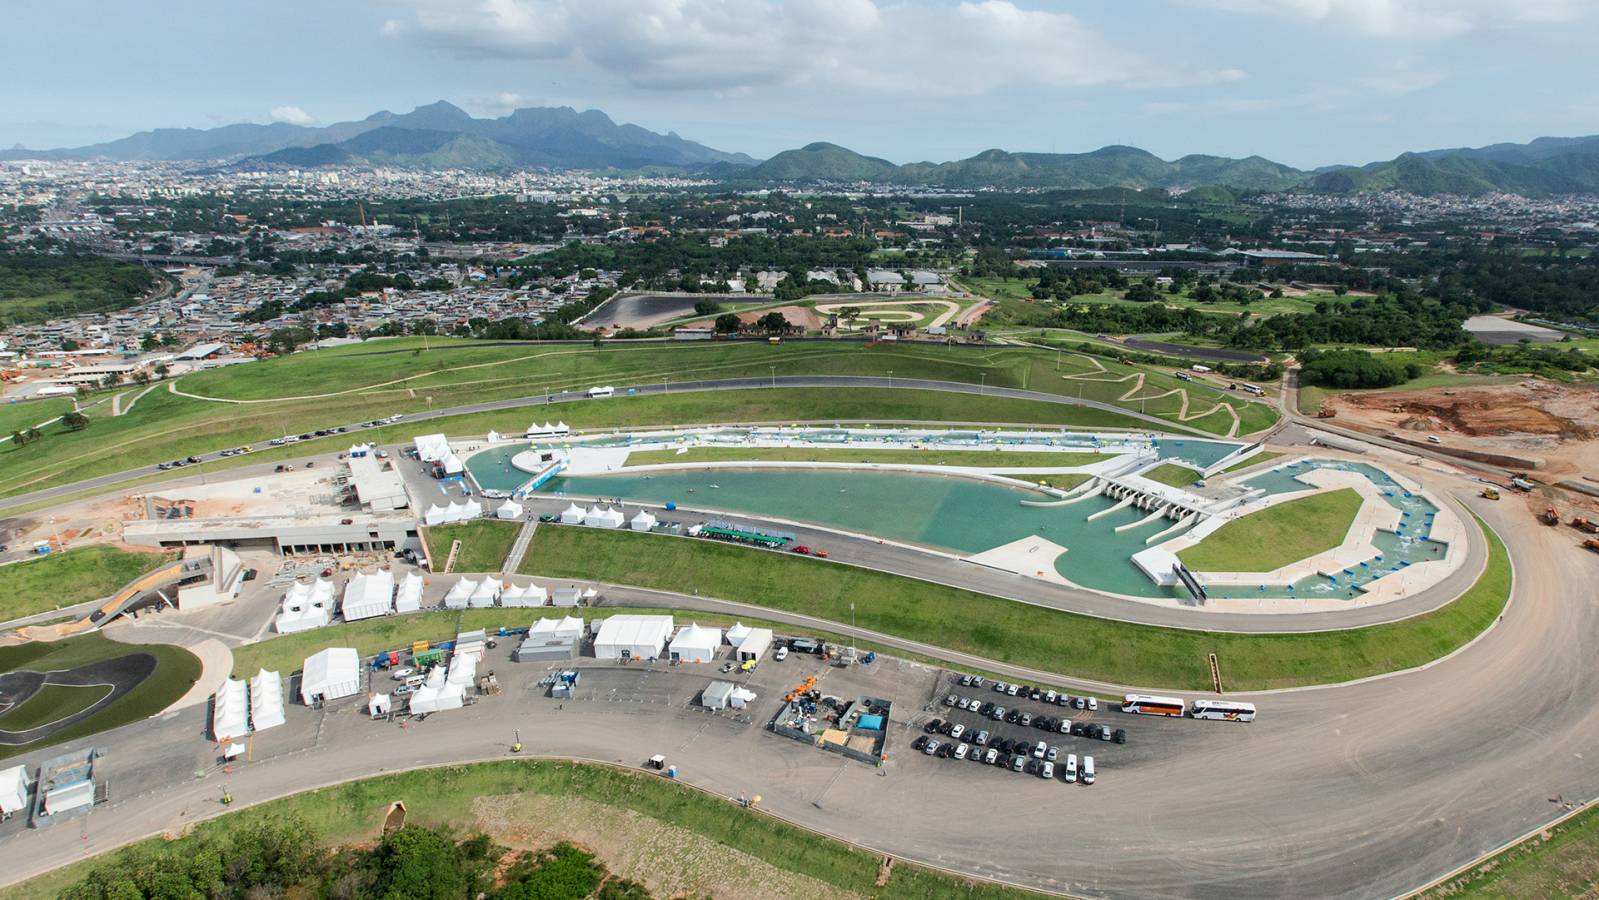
(1141, 463, 1203, 488)
(423, 520, 519, 573)
(1419, 800, 1599, 898)
(1178, 488, 1364, 572)
(622, 446, 1113, 469)
(0, 545, 174, 623)
(522, 515, 1509, 691)
(0, 683, 111, 731)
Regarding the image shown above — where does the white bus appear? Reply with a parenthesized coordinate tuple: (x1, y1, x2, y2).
(1242, 383, 1265, 396)
(1190, 699, 1257, 722)
(587, 386, 615, 398)
(1121, 694, 1185, 717)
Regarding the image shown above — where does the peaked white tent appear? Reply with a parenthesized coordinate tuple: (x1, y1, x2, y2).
(530, 615, 585, 642)
(443, 578, 476, 610)
(527, 421, 570, 438)
(500, 582, 547, 608)
(486, 430, 501, 443)
(439, 452, 465, 475)
(668, 623, 723, 663)
(341, 570, 395, 622)
(423, 504, 451, 526)
(348, 443, 372, 457)
(629, 510, 657, 532)
(496, 499, 524, 520)
(468, 578, 500, 608)
(448, 500, 480, 522)
(368, 693, 391, 718)
(301, 647, 361, 706)
(583, 505, 625, 528)
(413, 433, 452, 463)
(407, 666, 464, 714)
(394, 572, 424, 614)
(725, 621, 752, 645)
(559, 502, 586, 524)
(0, 765, 28, 818)
(249, 668, 286, 732)
(274, 580, 333, 634)
(212, 678, 249, 741)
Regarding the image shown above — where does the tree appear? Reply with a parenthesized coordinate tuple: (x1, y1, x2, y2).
(62, 412, 89, 431)
(133, 370, 151, 385)
(9, 430, 24, 446)
(757, 311, 791, 333)
(153, 362, 170, 377)
(693, 299, 722, 317)
(714, 313, 742, 333)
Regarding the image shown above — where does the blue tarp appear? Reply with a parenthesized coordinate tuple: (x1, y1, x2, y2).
(856, 714, 885, 731)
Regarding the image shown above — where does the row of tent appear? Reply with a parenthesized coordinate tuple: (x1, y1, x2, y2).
(442, 577, 587, 609)
(276, 572, 427, 634)
(557, 503, 655, 531)
(423, 500, 482, 526)
(211, 668, 286, 745)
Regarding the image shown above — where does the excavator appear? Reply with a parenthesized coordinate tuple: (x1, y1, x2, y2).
(1541, 507, 1561, 526)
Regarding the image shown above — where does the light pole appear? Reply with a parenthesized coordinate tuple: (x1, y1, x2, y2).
(663, 376, 668, 395)
(979, 373, 985, 395)
(769, 366, 776, 389)
(887, 369, 893, 388)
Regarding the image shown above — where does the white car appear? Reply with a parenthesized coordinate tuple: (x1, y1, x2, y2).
(1086, 696, 1099, 712)
(774, 646, 789, 661)
(390, 667, 415, 680)
(954, 743, 970, 760)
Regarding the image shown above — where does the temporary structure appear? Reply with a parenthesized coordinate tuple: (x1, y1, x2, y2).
(454, 629, 488, 663)
(449, 500, 480, 522)
(499, 582, 547, 607)
(368, 693, 391, 718)
(348, 443, 372, 457)
(725, 621, 752, 645)
(413, 433, 452, 462)
(526, 421, 570, 438)
(592, 614, 674, 660)
(407, 666, 464, 714)
(551, 587, 581, 607)
(496, 499, 524, 520)
(0, 765, 28, 818)
(212, 678, 250, 741)
(300, 647, 361, 706)
(629, 510, 657, 531)
(468, 578, 500, 608)
(341, 570, 394, 622)
(529, 615, 585, 642)
(559, 503, 585, 524)
(668, 623, 723, 663)
(583, 505, 625, 528)
(394, 572, 424, 614)
(423, 504, 451, 526)
(274, 580, 333, 634)
(443, 578, 476, 610)
(700, 680, 736, 710)
(735, 628, 774, 662)
(730, 686, 758, 709)
(249, 668, 286, 732)
(439, 452, 465, 475)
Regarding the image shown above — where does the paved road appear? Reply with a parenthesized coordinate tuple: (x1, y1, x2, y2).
(0, 375, 1219, 515)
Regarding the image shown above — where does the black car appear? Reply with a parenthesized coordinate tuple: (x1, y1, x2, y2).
(979, 701, 996, 717)
(1113, 729, 1127, 744)
(1071, 722, 1092, 737)
(935, 743, 953, 759)
(939, 720, 956, 735)
(1030, 690, 1043, 702)
(912, 735, 929, 752)
(1004, 709, 1021, 724)
(924, 718, 943, 734)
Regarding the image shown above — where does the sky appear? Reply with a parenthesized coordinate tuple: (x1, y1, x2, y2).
(3, 0, 1596, 168)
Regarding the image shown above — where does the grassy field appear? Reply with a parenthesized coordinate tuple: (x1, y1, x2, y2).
(623, 446, 1113, 469)
(0, 683, 111, 730)
(3, 760, 1046, 900)
(520, 517, 1509, 692)
(0, 545, 174, 623)
(1419, 801, 1599, 898)
(1142, 462, 1202, 488)
(0, 632, 199, 760)
(1219, 450, 1284, 475)
(960, 275, 1352, 316)
(0, 340, 1276, 501)
(1179, 488, 1363, 573)
(423, 520, 519, 573)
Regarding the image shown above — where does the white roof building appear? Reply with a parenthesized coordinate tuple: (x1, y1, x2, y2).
(668, 623, 723, 663)
(583, 505, 625, 528)
(735, 627, 774, 661)
(347, 455, 408, 511)
(300, 647, 361, 706)
(249, 668, 286, 732)
(725, 621, 751, 645)
(530, 615, 585, 642)
(341, 570, 394, 622)
(212, 678, 250, 741)
(443, 577, 476, 610)
(629, 510, 657, 532)
(496, 499, 524, 520)
(274, 579, 334, 634)
(468, 578, 500, 608)
(413, 433, 452, 463)
(500, 581, 548, 607)
(0, 765, 28, 817)
(394, 572, 424, 614)
(593, 614, 674, 660)
(559, 503, 586, 524)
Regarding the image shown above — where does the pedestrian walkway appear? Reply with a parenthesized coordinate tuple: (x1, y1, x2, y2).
(502, 519, 538, 574)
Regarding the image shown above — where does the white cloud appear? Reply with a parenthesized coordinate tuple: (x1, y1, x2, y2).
(1355, 62, 1443, 94)
(1186, 0, 1586, 38)
(381, 0, 1243, 95)
(269, 105, 315, 126)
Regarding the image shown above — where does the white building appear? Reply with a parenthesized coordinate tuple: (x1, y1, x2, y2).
(468, 579, 500, 608)
(394, 572, 424, 614)
(530, 615, 585, 642)
(593, 614, 674, 660)
(413, 433, 452, 463)
(735, 627, 774, 662)
(300, 647, 361, 706)
(347, 455, 409, 511)
(499, 581, 548, 607)
(249, 668, 286, 732)
(668, 623, 723, 663)
(629, 510, 657, 532)
(212, 678, 250, 741)
(341, 570, 395, 622)
(274, 579, 334, 634)
(443, 577, 477, 610)
(583, 505, 625, 528)
(0, 765, 29, 819)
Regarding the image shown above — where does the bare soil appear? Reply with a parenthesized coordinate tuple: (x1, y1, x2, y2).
(737, 305, 822, 330)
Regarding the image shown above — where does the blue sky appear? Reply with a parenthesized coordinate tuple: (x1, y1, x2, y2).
(3, 0, 1595, 168)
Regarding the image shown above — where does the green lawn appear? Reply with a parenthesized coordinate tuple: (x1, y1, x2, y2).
(0, 632, 200, 760)
(4, 760, 1045, 900)
(422, 520, 519, 573)
(623, 446, 1113, 469)
(0, 683, 111, 730)
(1218, 450, 1284, 475)
(520, 514, 1510, 692)
(0, 545, 175, 623)
(1178, 488, 1363, 573)
(1142, 463, 1202, 488)
(1420, 801, 1599, 898)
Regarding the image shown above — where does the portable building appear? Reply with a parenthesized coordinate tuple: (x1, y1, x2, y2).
(583, 505, 625, 528)
(0, 765, 28, 818)
(394, 572, 424, 614)
(300, 647, 361, 706)
(249, 668, 286, 732)
(529, 615, 584, 642)
(212, 678, 250, 741)
(341, 570, 394, 622)
(593, 614, 674, 660)
(454, 629, 488, 663)
(43, 778, 94, 816)
(735, 628, 774, 662)
(513, 634, 577, 662)
(552, 587, 581, 607)
(668, 623, 723, 663)
(368, 693, 391, 718)
(700, 680, 736, 710)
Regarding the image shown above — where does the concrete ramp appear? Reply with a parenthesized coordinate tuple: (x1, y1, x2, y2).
(1087, 495, 1136, 522)
(16, 557, 209, 642)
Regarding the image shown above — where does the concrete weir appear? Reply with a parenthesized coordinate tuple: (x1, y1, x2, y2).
(1019, 478, 1101, 507)
(1146, 513, 1196, 544)
(1116, 505, 1170, 532)
(1088, 494, 1136, 521)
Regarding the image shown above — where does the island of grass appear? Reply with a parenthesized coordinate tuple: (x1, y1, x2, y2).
(1141, 462, 1203, 488)
(1178, 488, 1363, 573)
(422, 520, 519, 573)
(0, 545, 175, 624)
(519, 514, 1508, 692)
(0, 683, 112, 731)
(623, 446, 1114, 468)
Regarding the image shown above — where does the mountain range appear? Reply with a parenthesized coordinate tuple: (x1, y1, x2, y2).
(7, 101, 1599, 196)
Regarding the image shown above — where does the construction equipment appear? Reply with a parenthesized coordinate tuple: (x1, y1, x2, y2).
(1584, 539, 1599, 554)
(1541, 507, 1561, 526)
(783, 676, 818, 703)
(1510, 476, 1535, 492)
(1479, 487, 1500, 500)
(1316, 408, 1336, 418)
(1571, 517, 1599, 534)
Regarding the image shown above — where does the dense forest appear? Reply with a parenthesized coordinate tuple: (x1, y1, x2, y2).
(0, 251, 161, 325)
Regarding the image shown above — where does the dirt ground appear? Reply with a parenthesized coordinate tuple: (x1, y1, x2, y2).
(738, 305, 822, 330)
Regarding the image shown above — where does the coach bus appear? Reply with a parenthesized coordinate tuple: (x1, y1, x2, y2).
(1190, 699, 1257, 722)
(1120, 694, 1186, 717)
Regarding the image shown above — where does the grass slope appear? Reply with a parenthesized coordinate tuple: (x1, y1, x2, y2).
(1178, 488, 1363, 573)
(1218, 450, 1284, 475)
(0, 683, 111, 730)
(423, 520, 519, 573)
(0, 633, 200, 760)
(4, 760, 1044, 900)
(1142, 462, 1202, 488)
(1420, 800, 1599, 898)
(623, 446, 1113, 468)
(521, 516, 1509, 692)
(0, 545, 174, 623)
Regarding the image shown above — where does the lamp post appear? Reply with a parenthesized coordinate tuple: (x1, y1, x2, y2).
(770, 366, 776, 389)
(979, 373, 985, 395)
(887, 369, 893, 389)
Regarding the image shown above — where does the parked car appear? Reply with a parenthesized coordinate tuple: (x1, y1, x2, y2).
(1018, 712, 1033, 728)
(924, 718, 943, 734)
(390, 667, 415, 680)
(923, 740, 940, 756)
(912, 735, 929, 752)
(1006, 683, 1020, 697)
(973, 730, 989, 746)
(992, 681, 1007, 693)
(1046, 746, 1059, 762)
(1074, 696, 1087, 709)
(954, 743, 970, 760)
(1086, 697, 1099, 712)
(979, 701, 996, 717)
(949, 723, 965, 740)
(1057, 718, 1072, 734)
(1044, 690, 1058, 704)
(944, 693, 958, 707)
(1056, 693, 1072, 707)
(1032, 740, 1048, 759)
(1010, 755, 1026, 772)
(774, 646, 789, 661)
(1040, 761, 1055, 779)
(971, 676, 985, 688)
(936, 743, 953, 759)
(1112, 729, 1127, 744)
(983, 748, 999, 765)
(959, 674, 973, 687)
(990, 706, 1006, 722)
(1064, 754, 1079, 783)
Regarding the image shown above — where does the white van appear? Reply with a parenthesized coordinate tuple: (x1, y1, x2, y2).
(1064, 753, 1079, 783)
(1082, 755, 1096, 785)
(404, 674, 425, 689)
(588, 386, 615, 398)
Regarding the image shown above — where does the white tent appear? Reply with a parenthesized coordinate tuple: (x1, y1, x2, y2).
(668, 623, 723, 663)
(496, 499, 524, 520)
(0, 765, 28, 817)
(500, 582, 547, 608)
(212, 678, 249, 741)
(443, 578, 476, 610)
(736, 628, 774, 662)
(468, 578, 500, 608)
(414, 433, 452, 463)
(394, 572, 424, 614)
(629, 510, 657, 531)
(559, 503, 585, 524)
(530, 615, 585, 642)
(341, 570, 394, 622)
(447, 500, 479, 522)
(301, 647, 361, 706)
(249, 668, 286, 732)
(552, 587, 581, 607)
(368, 693, 391, 718)
(527, 421, 570, 438)
(730, 686, 759, 709)
(583, 505, 625, 528)
(725, 621, 752, 645)
(348, 443, 372, 457)
(440, 452, 465, 475)
(593, 614, 674, 660)
(274, 580, 332, 634)
(446, 652, 478, 687)
(423, 504, 451, 526)
(486, 430, 501, 443)
(408, 666, 465, 714)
